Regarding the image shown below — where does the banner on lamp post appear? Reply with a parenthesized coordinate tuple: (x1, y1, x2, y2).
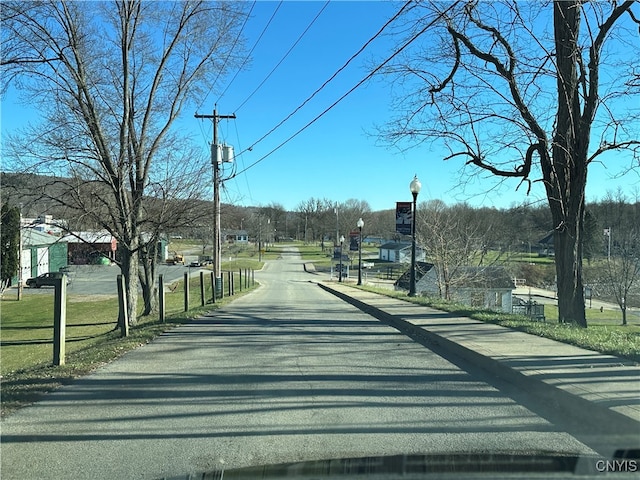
(349, 230, 360, 251)
(396, 202, 412, 235)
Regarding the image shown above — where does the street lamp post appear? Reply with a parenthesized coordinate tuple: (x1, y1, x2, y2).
(338, 235, 345, 282)
(357, 218, 364, 285)
(409, 175, 422, 297)
(258, 217, 262, 262)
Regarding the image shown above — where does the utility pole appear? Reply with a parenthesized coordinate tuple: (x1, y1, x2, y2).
(195, 107, 236, 296)
(17, 203, 23, 301)
(334, 206, 339, 246)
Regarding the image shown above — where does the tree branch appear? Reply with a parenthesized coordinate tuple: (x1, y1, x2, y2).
(446, 22, 547, 142)
(429, 32, 460, 94)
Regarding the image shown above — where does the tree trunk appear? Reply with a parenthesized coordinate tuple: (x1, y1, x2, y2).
(119, 248, 139, 326)
(140, 256, 158, 316)
(547, 0, 588, 327)
(553, 222, 587, 326)
(140, 278, 157, 316)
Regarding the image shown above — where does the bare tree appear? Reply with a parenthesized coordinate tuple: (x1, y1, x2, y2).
(417, 200, 505, 299)
(588, 191, 640, 325)
(258, 203, 287, 242)
(1, 1, 245, 324)
(137, 145, 212, 315)
(295, 198, 335, 245)
(602, 230, 640, 326)
(337, 199, 372, 239)
(382, 1, 640, 326)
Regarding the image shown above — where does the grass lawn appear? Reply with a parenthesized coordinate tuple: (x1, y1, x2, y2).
(1, 294, 121, 376)
(508, 252, 556, 265)
(0, 270, 259, 416)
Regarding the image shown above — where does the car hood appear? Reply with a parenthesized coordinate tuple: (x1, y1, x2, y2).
(157, 451, 639, 479)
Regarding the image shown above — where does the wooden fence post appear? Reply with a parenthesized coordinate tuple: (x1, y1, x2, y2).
(184, 272, 189, 312)
(53, 277, 67, 365)
(200, 271, 205, 307)
(117, 274, 129, 337)
(158, 274, 165, 323)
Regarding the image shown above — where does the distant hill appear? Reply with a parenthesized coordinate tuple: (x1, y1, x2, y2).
(1, 172, 73, 220)
(1, 172, 243, 233)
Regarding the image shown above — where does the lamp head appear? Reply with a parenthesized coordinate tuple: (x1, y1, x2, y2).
(409, 175, 422, 195)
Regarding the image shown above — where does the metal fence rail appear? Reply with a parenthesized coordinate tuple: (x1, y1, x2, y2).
(512, 303, 546, 322)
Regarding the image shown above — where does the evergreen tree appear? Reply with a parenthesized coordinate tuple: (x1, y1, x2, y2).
(1, 203, 20, 290)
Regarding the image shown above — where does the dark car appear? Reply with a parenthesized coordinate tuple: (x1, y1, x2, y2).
(26, 272, 68, 288)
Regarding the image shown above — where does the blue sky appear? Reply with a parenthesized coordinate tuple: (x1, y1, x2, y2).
(2, 1, 638, 212)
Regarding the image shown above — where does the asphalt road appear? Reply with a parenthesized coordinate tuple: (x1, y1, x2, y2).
(1, 247, 594, 479)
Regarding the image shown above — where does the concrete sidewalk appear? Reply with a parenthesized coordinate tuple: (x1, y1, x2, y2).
(319, 282, 640, 453)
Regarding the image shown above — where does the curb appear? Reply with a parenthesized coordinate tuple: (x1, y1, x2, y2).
(318, 282, 640, 458)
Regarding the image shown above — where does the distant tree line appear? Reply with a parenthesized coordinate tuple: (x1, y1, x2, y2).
(3, 169, 637, 322)
(5, 172, 637, 256)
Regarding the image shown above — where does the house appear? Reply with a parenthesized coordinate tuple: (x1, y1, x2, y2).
(394, 262, 437, 292)
(379, 241, 426, 263)
(20, 229, 68, 282)
(222, 229, 249, 244)
(447, 266, 516, 313)
(60, 231, 117, 265)
(395, 264, 515, 313)
(363, 236, 385, 246)
(537, 232, 555, 257)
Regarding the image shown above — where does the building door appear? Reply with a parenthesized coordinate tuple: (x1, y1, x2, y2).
(21, 248, 31, 285)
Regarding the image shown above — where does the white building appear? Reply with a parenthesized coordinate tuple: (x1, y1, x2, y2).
(378, 241, 426, 263)
(395, 263, 515, 313)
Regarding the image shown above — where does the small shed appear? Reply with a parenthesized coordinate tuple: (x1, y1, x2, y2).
(448, 266, 516, 313)
(379, 241, 426, 263)
(395, 264, 515, 313)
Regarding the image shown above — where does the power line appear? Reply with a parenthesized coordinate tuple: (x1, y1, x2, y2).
(196, 1, 256, 113)
(233, 1, 331, 113)
(230, 2, 457, 180)
(217, 1, 283, 104)
(232, 119, 254, 205)
(240, 1, 413, 156)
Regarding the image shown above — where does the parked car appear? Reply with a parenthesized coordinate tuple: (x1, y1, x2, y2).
(26, 272, 69, 288)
